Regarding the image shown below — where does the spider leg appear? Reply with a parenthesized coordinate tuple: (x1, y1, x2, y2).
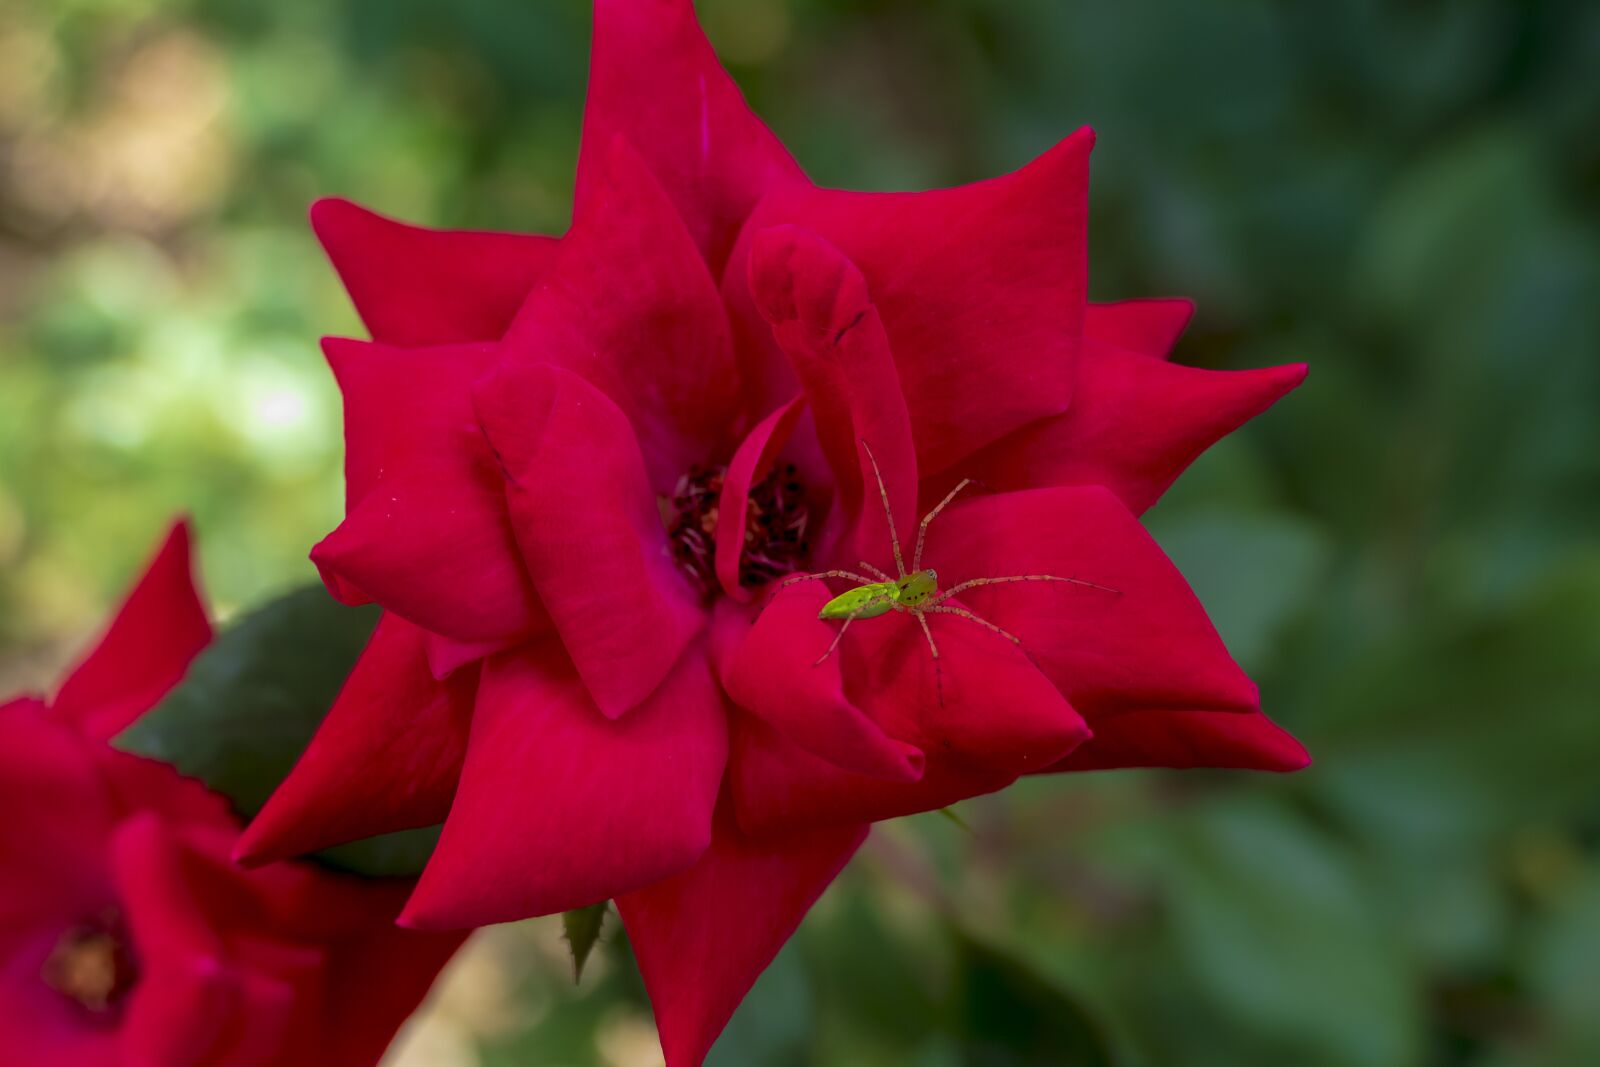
(814, 595, 891, 667)
(913, 478, 973, 572)
(783, 569, 878, 588)
(927, 573, 1119, 608)
(912, 608, 944, 706)
(923, 603, 1042, 669)
(859, 439, 907, 578)
(858, 560, 894, 582)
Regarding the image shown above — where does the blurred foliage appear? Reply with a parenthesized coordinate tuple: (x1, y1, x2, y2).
(3, 0, 1599, 1064)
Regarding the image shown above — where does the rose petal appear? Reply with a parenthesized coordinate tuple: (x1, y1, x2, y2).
(729, 129, 1095, 471)
(0, 700, 113, 915)
(53, 521, 211, 742)
(322, 336, 494, 510)
(579, 0, 805, 274)
(235, 614, 476, 866)
(1042, 706, 1310, 774)
(111, 815, 255, 1067)
(720, 586, 924, 782)
(399, 640, 726, 927)
(421, 631, 511, 680)
(746, 224, 918, 570)
(1084, 298, 1195, 359)
(616, 806, 867, 1067)
(473, 360, 705, 717)
(185, 828, 464, 1067)
(729, 712, 1018, 835)
(952, 346, 1308, 515)
(312, 480, 544, 648)
(714, 393, 808, 601)
(310, 198, 558, 347)
(923, 486, 1260, 719)
(314, 338, 545, 645)
(505, 138, 740, 492)
(839, 594, 1091, 773)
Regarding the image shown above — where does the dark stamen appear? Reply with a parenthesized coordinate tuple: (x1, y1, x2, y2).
(664, 463, 810, 597)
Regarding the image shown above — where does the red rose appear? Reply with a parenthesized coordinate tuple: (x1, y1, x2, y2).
(1, 523, 460, 1067)
(238, 2, 1309, 1063)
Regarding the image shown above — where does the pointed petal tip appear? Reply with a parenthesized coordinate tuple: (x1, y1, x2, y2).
(1280, 750, 1314, 773)
(1067, 717, 1095, 751)
(1236, 360, 1311, 415)
(162, 514, 195, 548)
(1263, 728, 1313, 773)
(318, 336, 384, 388)
(1031, 125, 1097, 173)
(307, 197, 392, 262)
(394, 897, 449, 933)
(52, 516, 212, 737)
(228, 798, 310, 870)
(227, 830, 275, 870)
(308, 195, 361, 231)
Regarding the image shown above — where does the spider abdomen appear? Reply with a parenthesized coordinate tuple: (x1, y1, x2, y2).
(819, 583, 899, 620)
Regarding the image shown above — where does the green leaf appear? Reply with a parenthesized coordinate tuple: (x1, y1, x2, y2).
(953, 931, 1113, 1067)
(114, 584, 437, 878)
(562, 902, 609, 983)
(316, 824, 443, 880)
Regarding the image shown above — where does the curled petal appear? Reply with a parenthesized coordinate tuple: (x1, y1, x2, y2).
(953, 347, 1308, 515)
(473, 361, 705, 717)
(924, 486, 1259, 720)
(721, 585, 924, 782)
(400, 641, 726, 928)
(235, 614, 476, 866)
(53, 521, 211, 743)
(505, 138, 740, 492)
(1042, 706, 1310, 774)
(1084, 298, 1195, 359)
(747, 225, 918, 569)
(310, 198, 558, 347)
(730, 129, 1095, 471)
(315, 338, 545, 646)
(616, 806, 867, 1067)
(312, 480, 544, 649)
(714, 393, 808, 601)
(579, 0, 805, 273)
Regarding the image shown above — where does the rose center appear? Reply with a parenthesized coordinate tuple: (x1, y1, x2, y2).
(41, 911, 138, 1018)
(663, 463, 809, 596)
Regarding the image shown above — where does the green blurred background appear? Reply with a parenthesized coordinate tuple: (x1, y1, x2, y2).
(3, 0, 1599, 1064)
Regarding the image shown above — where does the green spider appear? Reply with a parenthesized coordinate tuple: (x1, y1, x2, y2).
(782, 440, 1117, 703)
